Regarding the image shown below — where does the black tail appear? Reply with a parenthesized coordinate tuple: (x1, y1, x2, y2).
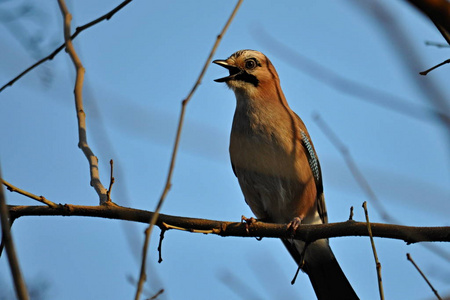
(283, 239, 359, 300)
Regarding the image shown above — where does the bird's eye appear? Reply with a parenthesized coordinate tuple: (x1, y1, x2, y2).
(245, 59, 257, 70)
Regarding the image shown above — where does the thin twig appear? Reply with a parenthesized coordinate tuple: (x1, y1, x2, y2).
(163, 222, 214, 234)
(134, 2, 244, 298)
(0, 0, 133, 93)
(107, 159, 115, 202)
(291, 242, 309, 285)
(126, 276, 162, 300)
(57, 0, 108, 205)
(348, 206, 354, 221)
(2, 179, 57, 208)
(406, 253, 442, 300)
(363, 202, 384, 300)
(147, 288, 164, 300)
(157, 228, 166, 263)
(420, 58, 450, 75)
(425, 41, 450, 48)
(135, 0, 244, 296)
(0, 170, 30, 300)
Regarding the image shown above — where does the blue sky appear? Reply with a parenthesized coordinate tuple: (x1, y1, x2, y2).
(1, 1, 449, 299)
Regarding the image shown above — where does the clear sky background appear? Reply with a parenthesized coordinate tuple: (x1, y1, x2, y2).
(1, 1, 449, 299)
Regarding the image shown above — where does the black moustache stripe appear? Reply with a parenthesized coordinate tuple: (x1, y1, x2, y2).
(235, 72, 259, 87)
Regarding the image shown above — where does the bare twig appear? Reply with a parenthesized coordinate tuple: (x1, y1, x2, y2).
(134, 1, 243, 299)
(363, 202, 384, 300)
(425, 41, 450, 48)
(126, 276, 162, 300)
(0, 170, 29, 300)
(157, 227, 166, 263)
(8, 204, 450, 243)
(2, 179, 57, 208)
(0, 0, 133, 93)
(420, 58, 450, 75)
(147, 288, 164, 300)
(406, 253, 442, 300)
(107, 159, 115, 202)
(291, 242, 309, 285)
(163, 221, 214, 234)
(57, 0, 108, 205)
(291, 266, 302, 285)
(349, 206, 354, 221)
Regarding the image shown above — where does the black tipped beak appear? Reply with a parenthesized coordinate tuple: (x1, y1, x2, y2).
(213, 59, 242, 82)
(212, 59, 229, 68)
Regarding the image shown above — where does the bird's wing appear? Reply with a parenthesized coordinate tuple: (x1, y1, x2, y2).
(299, 128, 327, 224)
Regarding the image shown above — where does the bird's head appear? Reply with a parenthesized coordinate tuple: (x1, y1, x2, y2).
(213, 50, 280, 94)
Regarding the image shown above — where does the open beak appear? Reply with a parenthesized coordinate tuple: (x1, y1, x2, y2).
(212, 59, 242, 82)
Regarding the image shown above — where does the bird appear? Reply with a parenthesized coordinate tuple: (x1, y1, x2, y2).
(213, 49, 359, 300)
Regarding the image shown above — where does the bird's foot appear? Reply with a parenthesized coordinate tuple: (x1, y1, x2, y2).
(241, 215, 257, 235)
(287, 217, 302, 237)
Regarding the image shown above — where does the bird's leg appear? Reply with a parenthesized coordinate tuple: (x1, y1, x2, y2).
(287, 217, 302, 236)
(241, 215, 257, 235)
(241, 215, 255, 237)
(241, 215, 266, 241)
(241, 215, 258, 224)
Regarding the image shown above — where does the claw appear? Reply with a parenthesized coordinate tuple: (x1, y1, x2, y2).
(287, 217, 302, 237)
(241, 215, 257, 235)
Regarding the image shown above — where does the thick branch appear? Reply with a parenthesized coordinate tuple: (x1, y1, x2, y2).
(7, 204, 450, 244)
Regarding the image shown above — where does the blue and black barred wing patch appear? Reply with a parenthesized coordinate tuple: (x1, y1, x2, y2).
(300, 130, 323, 195)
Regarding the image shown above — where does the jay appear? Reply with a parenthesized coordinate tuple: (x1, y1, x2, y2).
(213, 49, 359, 300)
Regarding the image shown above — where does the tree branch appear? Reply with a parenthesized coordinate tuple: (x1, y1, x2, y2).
(0, 172, 29, 300)
(0, 0, 133, 93)
(2, 179, 57, 208)
(57, 0, 108, 204)
(420, 58, 450, 76)
(134, 1, 243, 299)
(7, 204, 450, 244)
(363, 202, 384, 300)
(406, 253, 443, 300)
